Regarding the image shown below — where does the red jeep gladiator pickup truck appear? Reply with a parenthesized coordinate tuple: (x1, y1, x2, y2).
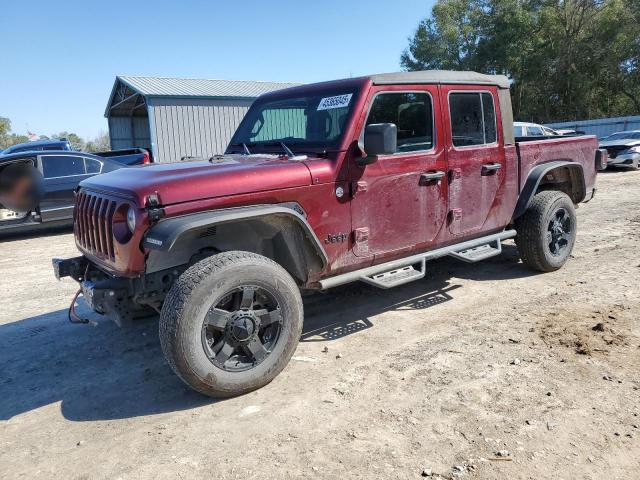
(53, 71, 605, 397)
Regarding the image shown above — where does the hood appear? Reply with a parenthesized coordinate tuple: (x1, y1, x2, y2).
(80, 154, 313, 206)
(599, 139, 640, 148)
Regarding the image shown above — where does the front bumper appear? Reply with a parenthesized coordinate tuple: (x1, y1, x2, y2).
(52, 256, 87, 281)
(53, 256, 133, 326)
(53, 256, 179, 327)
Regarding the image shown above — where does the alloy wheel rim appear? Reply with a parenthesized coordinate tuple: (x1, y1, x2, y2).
(201, 285, 283, 372)
(546, 207, 572, 256)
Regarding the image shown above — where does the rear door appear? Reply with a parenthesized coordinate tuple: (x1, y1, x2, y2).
(38, 154, 96, 222)
(441, 87, 506, 235)
(350, 85, 448, 257)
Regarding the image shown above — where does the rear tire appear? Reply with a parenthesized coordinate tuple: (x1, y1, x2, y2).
(515, 191, 577, 272)
(159, 251, 303, 398)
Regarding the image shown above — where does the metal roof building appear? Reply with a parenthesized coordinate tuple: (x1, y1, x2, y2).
(545, 115, 640, 138)
(105, 76, 299, 162)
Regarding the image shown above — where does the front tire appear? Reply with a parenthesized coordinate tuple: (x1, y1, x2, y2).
(159, 251, 303, 398)
(515, 191, 577, 272)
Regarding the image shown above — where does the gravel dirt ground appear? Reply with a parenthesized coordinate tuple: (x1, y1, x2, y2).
(0, 170, 638, 480)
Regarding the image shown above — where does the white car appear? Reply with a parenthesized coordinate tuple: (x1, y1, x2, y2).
(599, 130, 640, 169)
(514, 122, 559, 137)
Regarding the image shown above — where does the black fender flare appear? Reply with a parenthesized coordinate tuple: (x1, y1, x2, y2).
(512, 161, 585, 220)
(142, 204, 328, 280)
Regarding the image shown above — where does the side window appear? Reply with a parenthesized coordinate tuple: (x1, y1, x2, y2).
(41, 155, 85, 178)
(449, 92, 497, 147)
(366, 92, 433, 153)
(527, 126, 544, 136)
(514, 125, 525, 137)
(84, 157, 102, 174)
(482, 93, 496, 143)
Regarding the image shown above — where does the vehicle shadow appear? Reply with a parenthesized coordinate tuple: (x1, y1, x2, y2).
(0, 243, 537, 422)
(300, 243, 536, 342)
(0, 305, 211, 423)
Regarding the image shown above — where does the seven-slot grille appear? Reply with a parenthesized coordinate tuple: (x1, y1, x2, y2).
(74, 191, 117, 261)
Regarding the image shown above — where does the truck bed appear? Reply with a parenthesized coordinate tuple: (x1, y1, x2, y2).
(515, 135, 599, 192)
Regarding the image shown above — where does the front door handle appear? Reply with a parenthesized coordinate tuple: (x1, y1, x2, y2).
(481, 163, 502, 175)
(420, 171, 445, 185)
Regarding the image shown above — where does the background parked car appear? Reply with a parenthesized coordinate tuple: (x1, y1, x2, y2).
(514, 122, 559, 137)
(598, 130, 640, 169)
(93, 148, 152, 166)
(0, 150, 135, 234)
(1, 139, 72, 154)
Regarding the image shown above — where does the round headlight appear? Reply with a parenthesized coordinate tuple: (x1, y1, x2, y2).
(126, 207, 136, 232)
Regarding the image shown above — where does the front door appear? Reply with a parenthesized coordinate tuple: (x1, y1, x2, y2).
(350, 86, 448, 258)
(440, 87, 506, 235)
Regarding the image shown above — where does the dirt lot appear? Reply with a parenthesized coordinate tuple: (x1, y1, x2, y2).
(0, 170, 638, 480)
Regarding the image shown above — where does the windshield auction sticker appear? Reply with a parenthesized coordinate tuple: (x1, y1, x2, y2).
(317, 94, 353, 111)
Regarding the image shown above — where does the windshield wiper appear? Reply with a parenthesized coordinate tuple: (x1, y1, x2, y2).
(228, 142, 252, 155)
(280, 142, 295, 158)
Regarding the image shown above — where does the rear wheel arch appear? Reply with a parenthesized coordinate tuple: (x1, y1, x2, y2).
(513, 161, 585, 220)
(143, 205, 327, 285)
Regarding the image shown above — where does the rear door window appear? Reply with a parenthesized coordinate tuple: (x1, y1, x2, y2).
(449, 92, 497, 147)
(41, 155, 85, 178)
(84, 157, 102, 174)
(366, 92, 434, 153)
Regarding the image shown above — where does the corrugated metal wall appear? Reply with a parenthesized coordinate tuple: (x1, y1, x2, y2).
(545, 115, 640, 138)
(108, 116, 152, 151)
(148, 97, 253, 162)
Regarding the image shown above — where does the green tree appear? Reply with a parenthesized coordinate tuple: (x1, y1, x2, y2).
(52, 131, 86, 151)
(0, 117, 13, 150)
(0, 116, 29, 150)
(84, 131, 110, 152)
(402, 0, 640, 122)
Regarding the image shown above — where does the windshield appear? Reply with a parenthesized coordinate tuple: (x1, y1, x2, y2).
(228, 88, 359, 151)
(602, 132, 640, 141)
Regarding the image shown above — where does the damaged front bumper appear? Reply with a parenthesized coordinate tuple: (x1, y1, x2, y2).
(53, 256, 179, 327)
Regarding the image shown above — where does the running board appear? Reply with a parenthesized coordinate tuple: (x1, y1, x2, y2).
(448, 240, 502, 263)
(319, 230, 516, 290)
(361, 259, 426, 289)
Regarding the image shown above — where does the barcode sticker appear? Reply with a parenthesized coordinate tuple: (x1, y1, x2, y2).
(317, 94, 353, 111)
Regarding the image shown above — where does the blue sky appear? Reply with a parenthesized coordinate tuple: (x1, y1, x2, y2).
(0, 0, 433, 139)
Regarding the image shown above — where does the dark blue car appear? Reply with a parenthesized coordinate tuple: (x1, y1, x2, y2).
(0, 149, 138, 234)
(1, 139, 72, 155)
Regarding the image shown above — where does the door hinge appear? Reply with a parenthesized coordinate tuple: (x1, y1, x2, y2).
(351, 181, 368, 197)
(353, 227, 370, 256)
(449, 208, 462, 223)
(449, 168, 462, 182)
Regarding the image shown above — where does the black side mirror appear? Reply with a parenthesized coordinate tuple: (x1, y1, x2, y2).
(357, 123, 397, 166)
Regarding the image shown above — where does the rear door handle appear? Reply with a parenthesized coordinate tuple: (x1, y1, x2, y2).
(481, 163, 502, 175)
(420, 171, 445, 185)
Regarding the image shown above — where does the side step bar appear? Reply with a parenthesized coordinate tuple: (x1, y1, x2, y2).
(448, 239, 502, 263)
(319, 230, 516, 290)
(360, 259, 426, 289)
